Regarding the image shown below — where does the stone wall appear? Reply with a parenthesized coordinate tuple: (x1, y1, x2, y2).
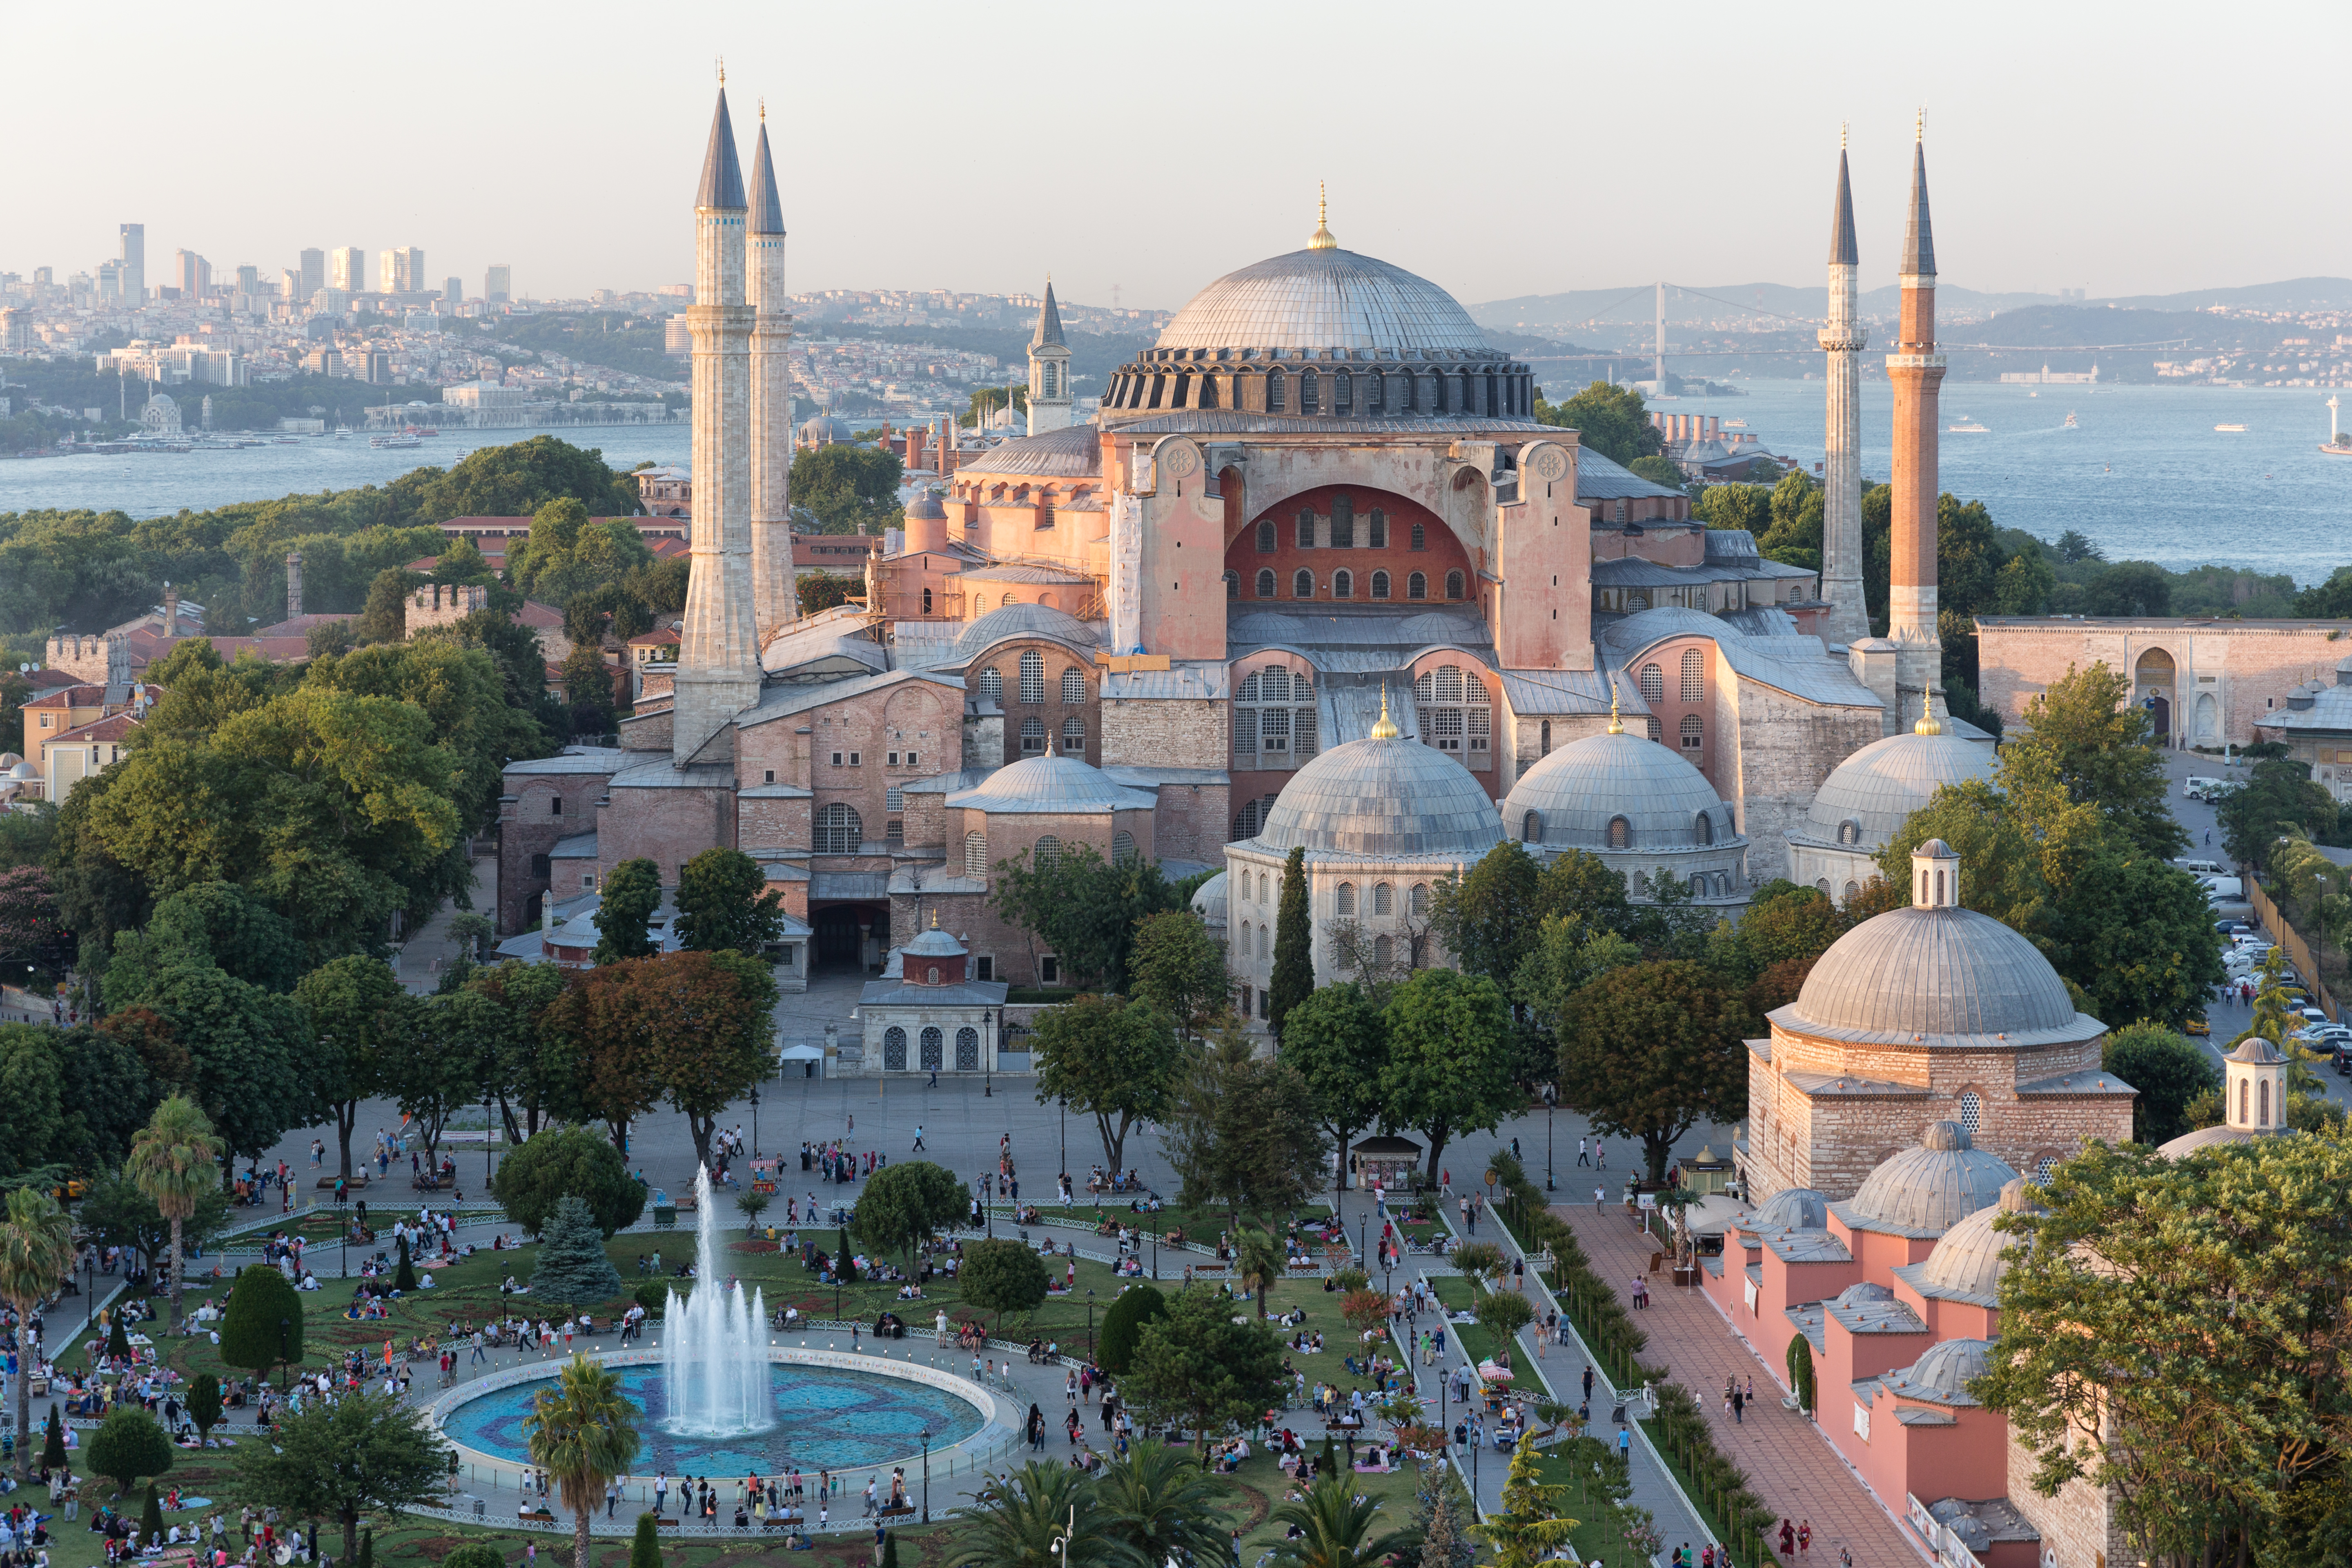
(595, 780, 738, 886)
(1977, 616, 2352, 747)
(495, 766, 617, 934)
(1102, 693, 1225, 772)
(2007, 1431, 2132, 1568)
(1721, 679, 1882, 886)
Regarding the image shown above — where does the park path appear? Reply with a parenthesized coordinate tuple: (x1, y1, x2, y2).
(1553, 1201, 1930, 1567)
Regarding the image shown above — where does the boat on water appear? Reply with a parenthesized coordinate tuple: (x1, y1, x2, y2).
(2062, 412, 2079, 429)
(370, 433, 423, 450)
(1722, 419, 1748, 429)
(2216, 424, 2248, 432)
(1949, 419, 1989, 433)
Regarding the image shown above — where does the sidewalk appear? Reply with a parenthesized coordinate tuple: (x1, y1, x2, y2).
(1555, 1201, 1928, 1567)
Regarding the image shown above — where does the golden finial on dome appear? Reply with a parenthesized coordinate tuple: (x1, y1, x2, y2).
(1309, 182, 1336, 251)
(1607, 680, 1624, 735)
(1369, 686, 1399, 740)
(929, 906, 940, 929)
(1914, 710, 1944, 736)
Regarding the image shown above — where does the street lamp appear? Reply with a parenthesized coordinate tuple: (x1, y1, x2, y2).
(1544, 1084, 1556, 1192)
(484, 1090, 494, 1190)
(1086, 1289, 1096, 1360)
(919, 1426, 931, 1523)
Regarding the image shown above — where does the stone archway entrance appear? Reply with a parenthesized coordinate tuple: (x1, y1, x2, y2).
(2135, 648, 2176, 741)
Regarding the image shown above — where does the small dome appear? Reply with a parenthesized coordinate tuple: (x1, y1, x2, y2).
(1505, 729, 1738, 852)
(904, 491, 947, 521)
(902, 924, 966, 958)
(1800, 731, 1996, 852)
(1156, 247, 1490, 357)
(1881, 1338, 1993, 1406)
(951, 423, 1102, 479)
(1750, 1187, 1830, 1232)
(2227, 1036, 2287, 1065)
(1600, 606, 1739, 653)
(1842, 1122, 2018, 1236)
(1190, 870, 1228, 925)
(1780, 905, 2093, 1046)
(6, 762, 32, 782)
(1399, 611, 1490, 646)
(1916, 1178, 2034, 1301)
(953, 602, 1094, 662)
(1830, 1281, 1895, 1311)
(1256, 734, 1503, 859)
(947, 755, 1154, 815)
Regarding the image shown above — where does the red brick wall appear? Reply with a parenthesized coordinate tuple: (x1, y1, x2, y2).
(496, 768, 616, 934)
(1225, 485, 1473, 609)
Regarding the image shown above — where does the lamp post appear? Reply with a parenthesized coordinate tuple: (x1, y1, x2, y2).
(1544, 1084, 1556, 1192)
(750, 1083, 761, 1159)
(919, 1427, 931, 1523)
(484, 1089, 494, 1189)
(1086, 1289, 1096, 1360)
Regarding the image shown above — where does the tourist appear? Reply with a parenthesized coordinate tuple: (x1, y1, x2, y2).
(1797, 1521, 1811, 1559)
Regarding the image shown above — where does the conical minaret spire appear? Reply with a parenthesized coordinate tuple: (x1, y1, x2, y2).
(1026, 276, 1072, 436)
(747, 106, 796, 640)
(676, 85, 762, 763)
(1885, 114, 1949, 724)
(1817, 141, 1869, 646)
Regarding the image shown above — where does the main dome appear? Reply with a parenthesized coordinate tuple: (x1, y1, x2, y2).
(1156, 247, 1491, 357)
(1776, 904, 2098, 1048)
(1254, 734, 1503, 859)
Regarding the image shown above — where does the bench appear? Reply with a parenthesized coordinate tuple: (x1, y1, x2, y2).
(878, 1505, 917, 1521)
(519, 1509, 556, 1524)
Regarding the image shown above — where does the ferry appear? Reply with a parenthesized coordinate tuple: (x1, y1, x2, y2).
(1722, 418, 1748, 429)
(2215, 424, 2248, 432)
(1949, 418, 1989, 433)
(2062, 412, 2079, 429)
(370, 433, 424, 450)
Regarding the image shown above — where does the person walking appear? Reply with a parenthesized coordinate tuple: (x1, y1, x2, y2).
(913, 1126, 926, 1152)
(1595, 1185, 1606, 1214)
(1797, 1520, 1812, 1559)
(1732, 1383, 1745, 1425)
(1577, 1137, 1589, 1167)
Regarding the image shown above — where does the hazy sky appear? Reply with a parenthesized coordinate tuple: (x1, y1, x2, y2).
(13, 1, 2347, 313)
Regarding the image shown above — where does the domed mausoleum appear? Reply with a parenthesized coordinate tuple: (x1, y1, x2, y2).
(1743, 837, 2134, 1202)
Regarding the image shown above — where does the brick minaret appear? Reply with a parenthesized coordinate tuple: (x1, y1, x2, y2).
(1817, 139, 1869, 647)
(675, 82, 762, 764)
(1886, 122, 1945, 650)
(747, 105, 796, 641)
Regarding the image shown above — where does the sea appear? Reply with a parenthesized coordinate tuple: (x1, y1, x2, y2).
(4, 382, 2349, 585)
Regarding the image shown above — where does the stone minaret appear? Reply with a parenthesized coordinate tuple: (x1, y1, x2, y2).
(1026, 279, 1071, 436)
(1886, 121, 1946, 650)
(675, 83, 762, 764)
(1817, 139, 1869, 647)
(746, 104, 796, 640)
(285, 550, 304, 619)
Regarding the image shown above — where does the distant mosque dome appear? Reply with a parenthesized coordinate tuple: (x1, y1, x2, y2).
(799, 414, 857, 445)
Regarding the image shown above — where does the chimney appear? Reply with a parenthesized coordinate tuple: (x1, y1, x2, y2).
(541, 888, 555, 933)
(163, 584, 180, 636)
(286, 550, 305, 619)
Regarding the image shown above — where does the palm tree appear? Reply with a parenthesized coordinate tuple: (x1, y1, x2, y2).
(1268, 1474, 1419, 1568)
(1234, 1225, 1284, 1320)
(524, 1354, 644, 1568)
(0, 1187, 77, 1480)
(948, 1461, 1139, 1568)
(1095, 1439, 1234, 1568)
(124, 1096, 224, 1332)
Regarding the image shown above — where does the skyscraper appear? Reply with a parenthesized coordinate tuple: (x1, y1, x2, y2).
(281, 268, 301, 301)
(1886, 119, 1947, 724)
(330, 247, 366, 293)
(1817, 141, 1868, 647)
(672, 84, 761, 764)
(383, 246, 424, 294)
(118, 223, 145, 303)
(299, 248, 325, 298)
(176, 250, 210, 298)
(746, 103, 796, 638)
(484, 265, 511, 303)
(236, 264, 260, 296)
(443, 276, 463, 305)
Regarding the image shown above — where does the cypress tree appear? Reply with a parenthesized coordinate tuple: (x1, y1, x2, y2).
(882, 1533, 902, 1568)
(629, 1512, 663, 1568)
(394, 1232, 418, 1293)
(42, 1404, 66, 1470)
(1269, 845, 1315, 1040)
(105, 1312, 132, 1362)
(140, 1483, 165, 1543)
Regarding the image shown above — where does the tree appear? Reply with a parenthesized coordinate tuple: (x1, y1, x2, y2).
(797, 572, 860, 616)
(1786, 1334, 1815, 1417)
(140, 1484, 165, 1544)
(626, 1515, 662, 1568)
(384, 994, 480, 1172)
(0, 1026, 64, 1189)
(507, 502, 656, 608)
(1429, 842, 1545, 992)
(523, 1355, 643, 1568)
(185, 1373, 223, 1445)
(125, 963, 313, 1171)
(1268, 846, 1314, 1039)
(960, 1238, 1050, 1334)
(234, 1387, 449, 1566)
(789, 445, 903, 534)
(1233, 1227, 1285, 1320)
(1474, 1289, 1535, 1346)
(1534, 382, 1659, 468)
(294, 955, 409, 1180)
(945, 1460, 1130, 1568)
(1126, 910, 1228, 1037)
(591, 858, 661, 964)
(218, 1262, 304, 1388)
(1095, 1438, 1233, 1568)
(123, 1096, 224, 1331)
(0, 1186, 76, 1476)
(461, 961, 579, 1143)
(1029, 993, 1183, 1174)
(87, 1406, 172, 1496)
(675, 847, 785, 955)
(2007, 661, 2184, 860)
(1627, 455, 1684, 493)
(852, 1160, 968, 1266)
(40, 1404, 66, 1472)
(1270, 1472, 1422, 1568)
(1976, 1136, 2352, 1563)
(0, 865, 69, 982)
(570, 949, 773, 1171)
(1477, 1434, 1577, 1568)
(1512, 915, 1640, 1039)
(530, 1195, 626, 1310)
(490, 1125, 644, 1237)
(100, 882, 304, 1009)
(1279, 982, 1389, 1199)
(1381, 970, 1519, 1180)
(352, 567, 421, 644)
(991, 843, 1181, 993)
(1126, 1285, 1288, 1458)
(1557, 961, 1753, 1183)
(2085, 559, 2171, 618)
(2218, 757, 2337, 871)
(1098, 1284, 1167, 1376)
(1165, 1029, 1329, 1224)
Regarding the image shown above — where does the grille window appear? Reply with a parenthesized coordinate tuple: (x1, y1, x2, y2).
(1645, 717, 1663, 743)
(1019, 650, 1044, 705)
(1256, 568, 1276, 598)
(1061, 716, 1085, 753)
(1410, 523, 1427, 551)
(1681, 648, 1705, 702)
(964, 831, 988, 877)
(1294, 569, 1314, 599)
(1959, 1091, 1983, 1136)
(1332, 494, 1353, 548)
(1020, 716, 1045, 754)
(1300, 370, 1319, 414)
(977, 667, 1001, 700)
(1607, 816, 1630, 849)
(1368, 510, 1387, 548)
(1336, 882, 1356, 916)
(1061, 668, 1085, 704)
(815, 803, 861, 854)
(1296, 511, 1315, 549)
(1225, 570, 1238, 599)
(1333, 570, 1353, 600)
(1267, 369, 1285, 412)
(1334, 372, 1352, 415)
(1638, 664, 1665, 703)
(1445, 570, 1465, 601)
(1370, 570, 1390, 601)
(1033, 835, 1062, 869)
(1408, 572, 1427, 601)
(1408, 882, 1430, 917)
(1540, 719, 1552, 755)
(1112, 831, 1136, 866)
(1257, 519, 1276, 553)
(1372, 882, 1392, 915)
(1680, 714, 1704, 751)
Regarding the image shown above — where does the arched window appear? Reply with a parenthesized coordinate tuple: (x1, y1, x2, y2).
(1258, 873, 1268, 904)
(1644, 717, 1663, 743)
(1033, 835, 1062, 869)
(815, 803, 861, 854)
(1373, 934, 1393, 966)
(1060, 716, 1085, 753)
(1407, 571, 1428, 601)
(1372, 882, 1393, 915)
(1408, 882, 1430, 917)
(1258, 925, 1268, 959)
(2259, 1078, 2271, 1127)
(1020, 715, 1045, 753)
(1540, 719, 1552, 755)
(921, 587, 932, 615)
(1444, 570, 1465, 601)
(1680, 648, 1704, 702)
(1638, 664, 1664, 703)
(1294, 569, 1314, 598)
(1958, 1091, 1982, 1136)
(1061, 667, 1086, 705)
(1410, 522, 1427, 551)
(1257, 568, 1276, 598)
(1333, 371, 1352, 416)
(1224, 570, 1238, 599)
(1837, 820, 1861, 846)
(1368, 509, 1388, 548)
(920, 1027, 943, 1071)
(1296, 511, 1315, 550)
(1680, 714, 1704, 750)
(972, 595, 988, 613)
(1412, 664, 1491, 770)
(1331, 494, 1353, 548)
(977, 667, 1002, 700)
(956, 1027, 980, 1071)
(1370, 570, 1390, 601)
(883, 1027, 907, 1071)
(925, 966, 940, 986)
(1300, 370, 1319, 414)
(2032, 1155, 2057, 1187)
(964, 830, 988, 878)
(1018, 650, 1044, 705)
(1111, 830, 1136, 866)
(1336, 882, 1356, 916)
(2239, 1078, 2250, 1125)
(1523, 810, 1543, 842)
(1332, 569, 1353, 600)
(1695, 811, 1714, 846)
(1843, 880, 1860, 902)
(1690, 873, 1707, 896)
(1256, 519, 1276, 553)
(1267, 368, 1286, 412)
(1607, 815, 1630, 849)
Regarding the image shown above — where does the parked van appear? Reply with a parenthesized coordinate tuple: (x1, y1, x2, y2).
(2201, 876, 2246, 902)
(2176, 859, 2225, 876)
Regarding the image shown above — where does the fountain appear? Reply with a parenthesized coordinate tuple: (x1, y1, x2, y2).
(659, 1165, 775, 1436)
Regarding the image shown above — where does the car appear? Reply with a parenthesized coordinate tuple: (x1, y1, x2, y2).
(2185, 1016, 2212, 1036)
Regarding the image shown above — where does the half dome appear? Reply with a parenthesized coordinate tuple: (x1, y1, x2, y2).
(1912, 1178, 2034, 1303)
(1749, 1187, 1831, 1233)
(1156, 247, 1490, 357)
(1506, 729, 1737, 853)
(953, 603, 1095, 662)
(1255, 734, 1503, 859)
(1880, 1338, 1993, 1407)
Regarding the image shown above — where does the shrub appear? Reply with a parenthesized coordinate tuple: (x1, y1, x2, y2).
(1097, 1284, 1168, 1376)
(443, 1544, 508, 1568)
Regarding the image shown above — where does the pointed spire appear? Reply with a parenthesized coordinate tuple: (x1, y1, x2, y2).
(1369, 686, 1399, 740)
(696, 85, 746, 211)
(1607, 681, 1624, 735)
(1308, 182, 1337, 251)
(747, 114, 785, 236)
(1031, 279, 1065, 348)
(1828, 146, 1859, 266)
(1902, 117, 1936, 277)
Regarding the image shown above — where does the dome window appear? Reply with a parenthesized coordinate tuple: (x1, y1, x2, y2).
(1033, 835, 1062, 869)
(1336, 882, 1356, 916)
(1695, 811, 1714, 846)
(1408, 572, 1428, 601)
(1257, 568, 1276, 599)
(1020, 716, 1045, 754)
(1301, 371, 1320, 414)
(1838, 820, 1861, 846)
(1607, 815, 1631, 850)
(1958, 1091, 1982, 1137)
(1267, 368, 1286, 412)
(1523, 810, 1543, 842)
(1294, 569, 1315, 599)
(1334, 371, 1352, 415)
(1370, 570, 1391, 601)
(1638, 664, 1665, 703)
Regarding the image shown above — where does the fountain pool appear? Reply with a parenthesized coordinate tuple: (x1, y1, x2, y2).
(440, 1360, 984, 1477)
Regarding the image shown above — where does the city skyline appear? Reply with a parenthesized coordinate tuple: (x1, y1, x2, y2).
(6, 1, 2348, 311)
